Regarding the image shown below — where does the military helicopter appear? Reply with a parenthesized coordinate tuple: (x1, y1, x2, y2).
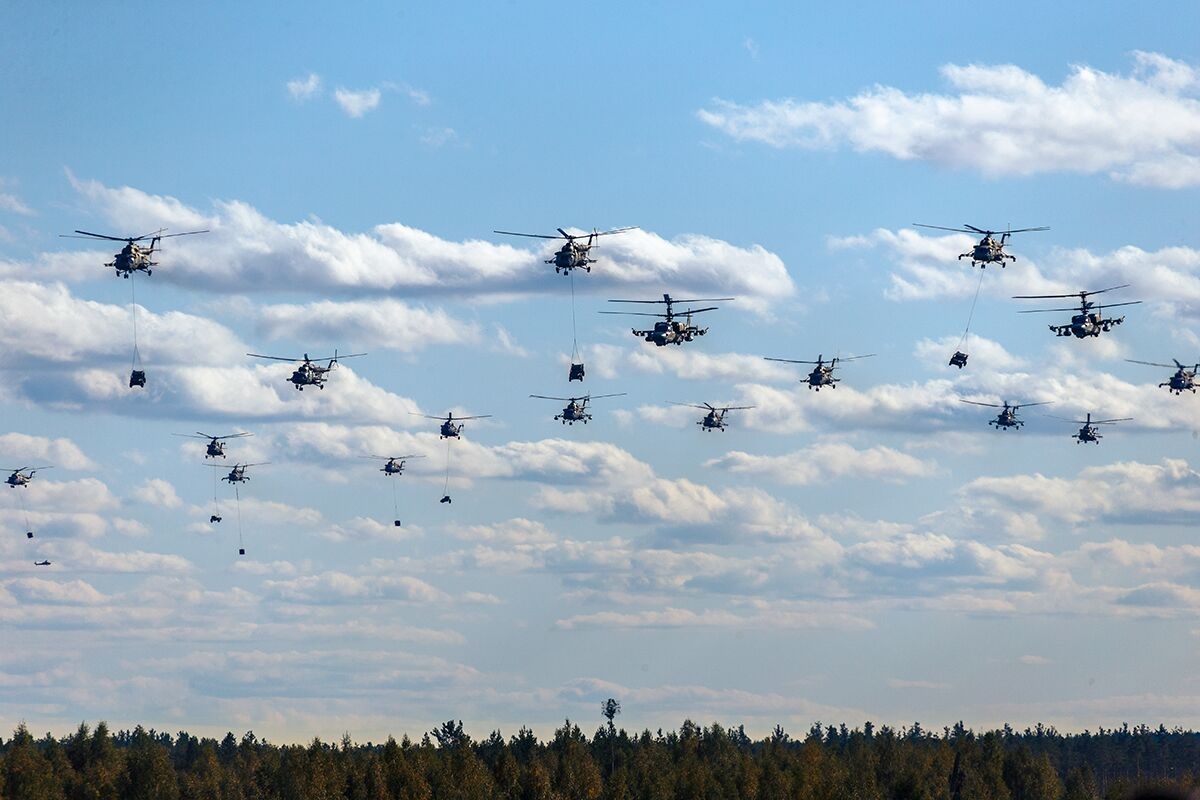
(173, 431, 253, 459)
(1013, 285, 1141, 338)
(493, 226, 637, 274)
(5, 467, 50, 488)
(959, 399, 1051, 430)
(529, 393, 626, 425)
(34, 560, 51, 567)
(413, 412, 492, 439)
(1125, 358, 1198, 395)
(247, 350, 367, 390)
(762, 354, 874, 390)
(60, 228, 209, 278)
(601, 294, 733, 346)
(912, 223, 1049, 268)
(668, 402, 755, 432)
(1052, 413, 1132, 444)
(217, 462, 269, 483)
(362, 454, 426, 475)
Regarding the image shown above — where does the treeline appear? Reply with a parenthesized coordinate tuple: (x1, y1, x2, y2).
(1, 718, 1198, 799)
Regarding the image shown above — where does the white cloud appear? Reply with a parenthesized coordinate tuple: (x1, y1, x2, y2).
(256, 298, 482, 351)
(334, 87, 382, 118)
(0, 433, 94, 470)
(699, 52, 1200, 188)
(420, 127, 458, 147)
(131, 478, 182, 509)
(705, 442, 935, 485)
(286, 72, 321, 100)
(61, 180, 794, 306)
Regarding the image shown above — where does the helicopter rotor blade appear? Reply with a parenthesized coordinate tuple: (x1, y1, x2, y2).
(719, 405, 756, 411)
(959, 399, 1004, 409)
(247, 353, 303, 362)
(837, 353, 876, 362)
(1095, 301, 1142, 310)
(1125, 359, 1176, 369)
(452, 415, 492, 421)
(598, 311, 667, 317)
(667, 401, 712, 411)
(586, 393, 627, 400)
(530, 395, 572, 401)
(591, 226, 638, 237)
(63, 230, 131, 242)
(1092, 418, 1133, 425)
(1012, 401, 1053, 409)
(556, 228, 574, 239)
(493, 230, 563, 240)
(763, 357, 822, 365)
(912, 224, 975, 234)
(154, 229, 210, 239)
(962, 224, 991, 234)
(1002, 226, 1051, 234)
(1016, 307, 1082, 314)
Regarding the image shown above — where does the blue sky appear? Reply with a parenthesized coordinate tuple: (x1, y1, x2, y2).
(2, 1, 1200, 741)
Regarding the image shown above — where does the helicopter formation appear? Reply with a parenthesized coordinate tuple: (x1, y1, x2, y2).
(13, 214, 1193, 563)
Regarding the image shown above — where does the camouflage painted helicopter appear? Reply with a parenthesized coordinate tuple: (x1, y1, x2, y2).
(493, 226, 637, 274)
(362, 454, 426, 475)
(60, 228, 209, 278)
(601, 294, 733, 346)
(912, 223, 1049, 268)
(413, 412, 492, 439)
(247, 351, 367, 390)
(529, 393, 626, 425)
(1052, 413, 1131, 444)
(762, 354, 874, 390)
(217, 462, 269, 483)
(174, 431, 252, 458)
(5, 467, 50, 488)
(1013, 285, 1141, 338)
(669, 402, 755, 432)
(959, 399, 1051, 430)
(1125, 358, 1198, 395)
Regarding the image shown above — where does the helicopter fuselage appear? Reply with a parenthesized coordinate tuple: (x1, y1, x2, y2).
(991, 410, 1022, 429)
(1075, 426, 1102, 443)
(110, 243, 156, 277)
(637, 320, 706, 346)
(961, 236, 1014, 268)
(699, 411, 725, 431)
(289, 364, 329, 390)
(440, 422, 464, 439)
(1163, 370, 1197, 394)
(206, 441, 226, 458)
(382, 460, 406, 475)
(1051, 312, 1123, 339)
(224, 468, 251, 483)
(555, 401, 591, 424)
(807, 366, 837, 390)
(6, 472, 33, 488)
(551, 243, 595, 274)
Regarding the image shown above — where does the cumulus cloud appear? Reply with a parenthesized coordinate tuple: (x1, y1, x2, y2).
(255, 298, 481, 351)
(334, 87, 382, 118)
(699, 52, 1200, 187)
(131, 478, 183, 509)
(0, 433, 94, 470)
(286, 72, 321, 100)
(59, 179, 794, 307)
(705, 442, 935, 485)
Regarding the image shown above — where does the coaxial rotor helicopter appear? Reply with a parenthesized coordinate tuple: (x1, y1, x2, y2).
(601, 294, 733, 346)
(412, 412, 492, 440)
(5, 467, 50, 488)
(959, 399, 1051, 430)
(247, 350, 367, 390)
(762, 354, 874, 390)
(529, 393, 626, 425)
(1051, 413, 1132, 444)
(1013, 285, 1141, 338)
(361, 454, 426, 475)
(912, 223, 1049, 268)
(493, 226, 637, 274)
(60, 228, 209, 278)
(669, 402, 755, 432)
(1125, 358, 1198, 395)
(216, 462, 269, 483)
(173, 431, 252, 459)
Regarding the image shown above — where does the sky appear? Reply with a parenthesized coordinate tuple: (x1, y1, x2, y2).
(2, 1, 1200, 743)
